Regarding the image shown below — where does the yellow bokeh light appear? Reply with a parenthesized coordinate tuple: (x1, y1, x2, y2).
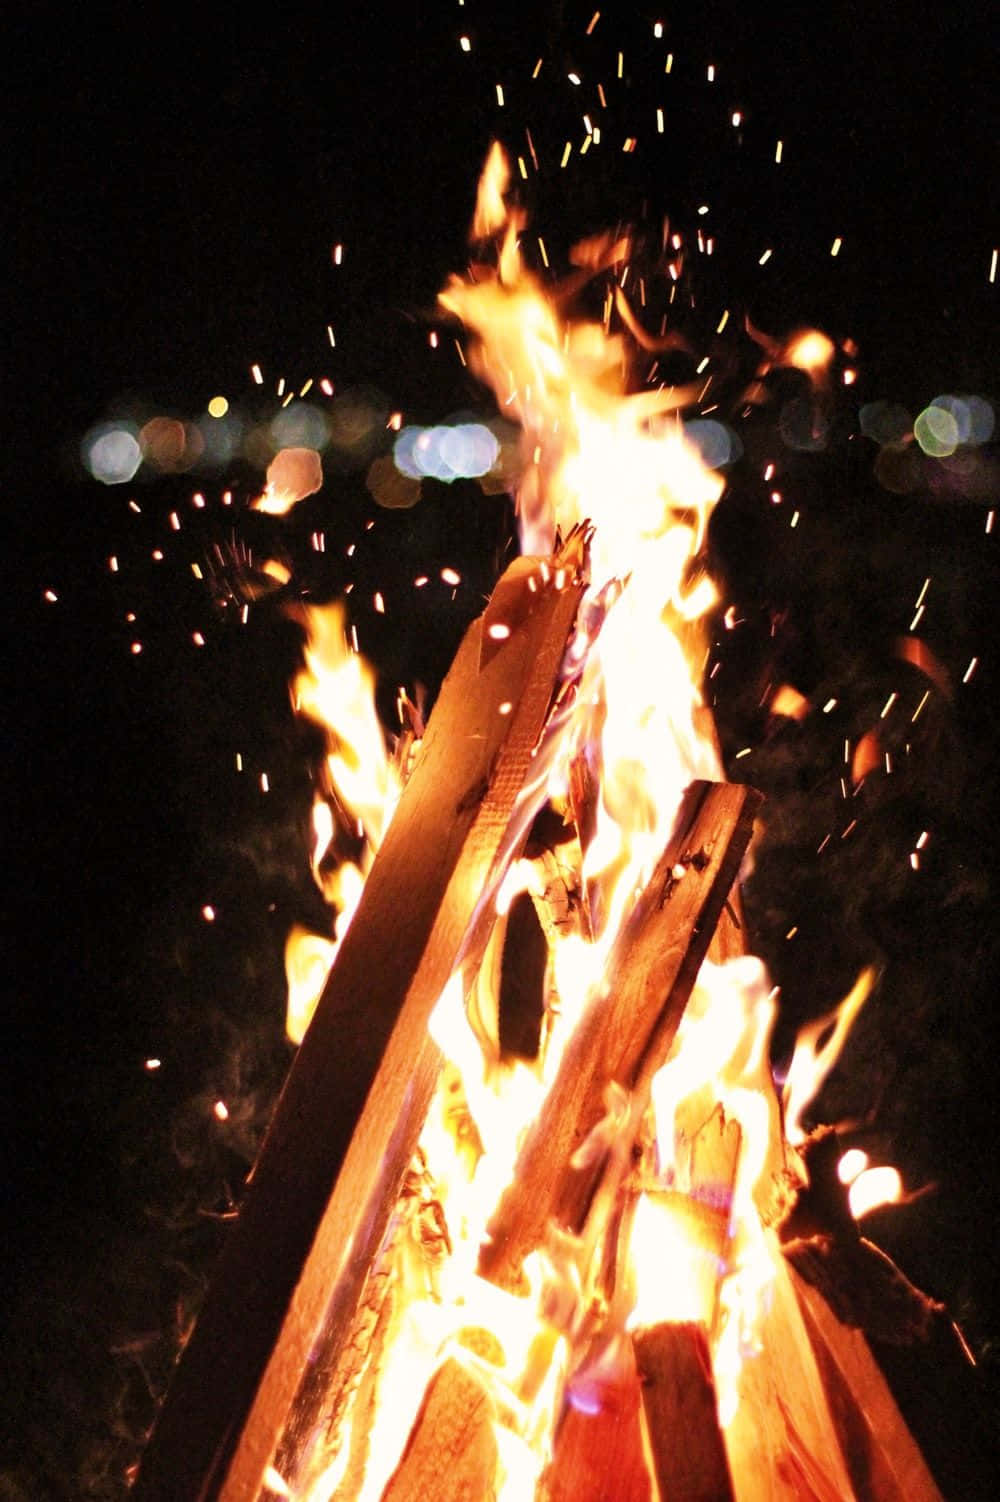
(208, 395, 229, 418)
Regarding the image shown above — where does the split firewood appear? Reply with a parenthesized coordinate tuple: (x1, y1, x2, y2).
(135, 539, 589, 1502)
(544, 1334, 652, 1502)
(378, 1358, 499, 1502)
(633, 1321, 736, 1502)
(788, 1264, 944, 1502)
(479, 780, 761, 1293)
(720, 1251, 857, 1502)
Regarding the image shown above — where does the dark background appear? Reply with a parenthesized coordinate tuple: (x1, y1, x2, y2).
(3, 2, 997, 1495)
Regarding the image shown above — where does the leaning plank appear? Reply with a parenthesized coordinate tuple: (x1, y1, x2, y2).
(479, 781, 761, 1292)
(134, 542, 588, 1502)
(788, 1264, 944, 1502)
(633, 1321, 736, 1502)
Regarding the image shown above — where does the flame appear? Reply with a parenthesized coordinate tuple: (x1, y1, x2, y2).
(284, 604, 402, 1041)
(782, 966, 876, 1145)
(272, 146, 893, 1500)
(292, 602, 400, 854)
(284, 926, 338, 1046)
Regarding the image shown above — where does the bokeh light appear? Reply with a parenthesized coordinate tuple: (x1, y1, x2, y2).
(198, 409, 244, 467)
(139, 416, 204, 473)
(82, 422, 142, 484)
(778, 397, 830, 452)
(325, 388, 388, 466)
(914, 403, 959, 458)
(874, 442, 921, 494)
(859, 400, 912, 446)
(964, 395, 995, 445)
(271, 403, 331, 452)
(254, 447, 324, 514)
(366, 455, 422, 509)
(393, 422, 499, 483)
(683, 418, 743, 469)
(207, 395, 229, 419)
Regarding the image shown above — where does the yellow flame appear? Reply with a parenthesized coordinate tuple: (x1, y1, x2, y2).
(782, 966, 876, 1145)
(280, 145, 871, 1497)
(292, 602, 400, 850)
(285, 606, 402, 1041)
(284, 925, 337, 1046)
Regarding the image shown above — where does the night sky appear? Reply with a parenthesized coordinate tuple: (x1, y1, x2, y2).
(4, 3, 998, 1495)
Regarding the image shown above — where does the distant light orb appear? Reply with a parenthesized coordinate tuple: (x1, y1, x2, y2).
(393, 422, 499, 483)
(683, 418, 743, 469)
(325, 388, 388, 464)
(198, 409, 243, 466)
(964, 395, 995, 445)
(437, 423, 499, 479)
(929, 394, 971, 445)
(207, 395, 229, 419)
(254, 447, 324, 514)
(271, 403, 330, 452)
(779, 397, 830, 452)
(914, 403, 959, 457)
(83, 422, 142, 484)
(366, 454, 422, 509)
(859, 400, 912, 446)
(140, 416, 203, 473)
(393, 426, 425, 479)
(414, 427, 454, 482)
(874, 442, 920, 494)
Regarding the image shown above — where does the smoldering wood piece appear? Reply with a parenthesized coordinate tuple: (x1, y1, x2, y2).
(633, 1322, 735, 1502)
(134, 542, 588, 1502)
(787, 1264, 944, 1502)
(780, 1129, 941, 1347)
(478, 781, 761, 1293)
(378, 1357, 499, 1502)
(544, 1337, 652, 1502)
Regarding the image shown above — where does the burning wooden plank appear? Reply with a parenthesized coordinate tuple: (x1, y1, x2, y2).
(135, 539, 589, 1502)
(545, 1335, 652, 1502)
(378, 1358, 499, 1502)
(478, 780, 761, 1293)
(633, 1321, 736, 1502)
(789, 1265, 944, 1502)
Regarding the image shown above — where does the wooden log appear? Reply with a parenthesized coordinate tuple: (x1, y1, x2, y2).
(479, 780, 762, 1292)
(788, 1264, 943, 1502)
(720, 1249, 856, 1502)
(378, 1358, 499, 1502)
(544, 1335, 652, 1502)
(633, 1321, 736, 1502)
(134, 542, 588, 1502)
